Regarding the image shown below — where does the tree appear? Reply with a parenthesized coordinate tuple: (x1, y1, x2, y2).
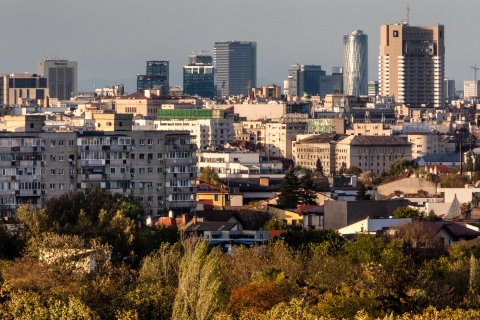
(475, 154, 480, 172)
(466, 152, 475, 172)
(199, 167, 222, 187)
(356, 182, 370, 200)
(440, 174, 469, 188)
(392, 207, 425, 221)
(345, 166, 362, 176)
(173, 240, 225, 320)
(338, 162, 347, 175)
(277, 168, 300, 208)
(315, 158, 324, 177)
(383, 159, 418, 177)
(298, 170, 318, 205)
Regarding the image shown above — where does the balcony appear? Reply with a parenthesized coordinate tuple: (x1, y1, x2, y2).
(81, 159, 106, 166)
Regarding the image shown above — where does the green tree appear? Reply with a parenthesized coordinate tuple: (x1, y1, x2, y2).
(392, 207, 425, 221)
(173, 240, 225, 320)
(200, 167, 222, 187)
(315, 158, 324, 177)
(345, 166, 363, 176)
(277, 168, 300, 208)
(298, 170, 318, 205)
(383, 159, 418, 177)
(439, 174, 469, 188)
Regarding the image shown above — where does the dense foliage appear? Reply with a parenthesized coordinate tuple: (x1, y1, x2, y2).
(2, 189, 480, 319)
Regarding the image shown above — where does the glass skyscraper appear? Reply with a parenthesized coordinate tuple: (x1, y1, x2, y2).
(137, 61, 169, 96)
(183, 52, 215, 99)
(214, 41, 256, 97)
(288, 64, 326, 97)
(343, 30, 368, 96)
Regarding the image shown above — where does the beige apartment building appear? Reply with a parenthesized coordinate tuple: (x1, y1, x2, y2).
(406, 133, 455, 159)
(0, 73, 49, 106)
(379, 24, 445, 107)
(0, 115, 197, 217)
(234, 120, 307, 159)
(293, 134, 411, 176)
(346, 123, 392, 136)
(292, 134, 346, 175)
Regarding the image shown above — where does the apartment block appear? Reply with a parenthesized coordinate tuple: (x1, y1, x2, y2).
(234, 121, 307, 159)
(0, 116, 196, 217)
(406, 133, 456, 159)
(293, 134, 411, 176)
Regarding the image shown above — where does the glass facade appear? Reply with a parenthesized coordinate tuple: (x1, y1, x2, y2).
(343, 30, 368, 96)
(137, 61, 169, 96)
(214, 41, 256, 97)
(288, 64, 326, 97)
(183, 66, 215, 99)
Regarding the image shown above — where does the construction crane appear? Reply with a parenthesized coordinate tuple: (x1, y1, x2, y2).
(471, 64, 479, 83)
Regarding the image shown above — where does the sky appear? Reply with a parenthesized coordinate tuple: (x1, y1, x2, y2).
(0, 0, 478, 92)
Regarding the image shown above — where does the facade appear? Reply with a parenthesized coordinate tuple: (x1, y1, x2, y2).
(337, 135, 412, 175)
(292, 134, 346, 175)
(214, 41, 257, 97)
(346, 123, 392, 136)
(406, 133, 456, 159)
(0, 117, 197, 217)
(234, 120, 307, 159)
(183, 52, 215, 99)
(464, 80, 480, 99)
(39, 59, 78, 101)
(152, 119, 233, 151)
(137, 61, 169, 96)
(379, 24, 445, 107)
(343, 30, 368, 96)
(288, 64, 325, 97)
(319, 67, 344, 98)
(444, 78, 456, 101)
(368, 81, 379, 97)
(0, 73, 48, 106)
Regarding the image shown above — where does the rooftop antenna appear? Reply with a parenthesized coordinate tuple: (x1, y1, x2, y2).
(471, 64, 479, 83)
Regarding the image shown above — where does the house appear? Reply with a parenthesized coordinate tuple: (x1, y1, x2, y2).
(323, 199, 409, 230)
(415, 221, 480, 246)
(415, 154, 461, 167)
(196, 180, 230, 209)
(204, 230, 270, 254)
(338, 217, 412, 237)
(267, 205, 303, 226)
(182, 216, 242, 236)
(298, 205, 324, 229)
(376, 176, 437, 200)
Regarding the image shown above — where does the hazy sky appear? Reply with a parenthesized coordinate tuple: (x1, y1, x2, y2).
(0, 0, 478, 92)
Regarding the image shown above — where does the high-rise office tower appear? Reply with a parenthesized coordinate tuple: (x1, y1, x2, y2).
(379, 24, 445, 107)
(320, 67, 343, 98)
(444, 78, 456, 102)
(343, 30, 368, 96)
(183, 52, 215, 99)
(39, 59, 78, 101)
(288, 64, 325, 97)
(137, 61, 169, 96)
(214, 41, 256, 97)
(464, 80, 480, 99)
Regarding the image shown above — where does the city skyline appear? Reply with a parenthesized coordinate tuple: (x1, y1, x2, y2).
(0, 0, 478, 92)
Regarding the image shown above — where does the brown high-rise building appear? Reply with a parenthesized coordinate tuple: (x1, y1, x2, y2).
(379, 24, 445, 107)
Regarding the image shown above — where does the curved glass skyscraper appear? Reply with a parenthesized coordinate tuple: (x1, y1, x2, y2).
(343, 30, 368, 96)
